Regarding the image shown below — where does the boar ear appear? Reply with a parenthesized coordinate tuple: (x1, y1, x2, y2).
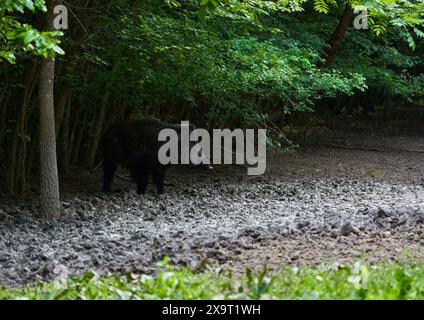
(165, 121, 195, 141)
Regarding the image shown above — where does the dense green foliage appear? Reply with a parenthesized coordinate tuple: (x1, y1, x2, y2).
(93, 2, 366, 126)
(2, 261, 424, 299)
(56, 0, 424, 126)
(199, 0, 424, 40)
(0, 0, 63, 63)
(0, 0, 423, 194)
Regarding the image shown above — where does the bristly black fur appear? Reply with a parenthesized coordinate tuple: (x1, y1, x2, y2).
(100, 119, 195, 194)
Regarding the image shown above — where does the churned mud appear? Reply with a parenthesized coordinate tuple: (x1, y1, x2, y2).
(1, 134, 424, 287)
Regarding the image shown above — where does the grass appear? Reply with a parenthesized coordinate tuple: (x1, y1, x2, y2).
(367, 167, 382, 177)
(1, 260, 424, 300)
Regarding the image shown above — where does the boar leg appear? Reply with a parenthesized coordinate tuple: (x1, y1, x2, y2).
(130, 167, 149, 195)
(136, 172, 149, 195)
(152, 169, 165, 194)
(103, 159, 117, 192)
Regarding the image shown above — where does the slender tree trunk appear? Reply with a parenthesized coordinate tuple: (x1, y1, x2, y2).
(68, 102, 83, 164)
(39, 0, 61, 218)
(55, 83, 71, 138)
(85, 90, 112, 168)
(6, 62, 38, 194)
(0, 91, 8, 149)
(26, 126, 39, 193)
(54, 0, 96, 137)
(69, 61, 90, 165)
(72, 110, 87, 165)
(318, 6, 354, 68)
(85, 62, 119, 168)
(59, 90, 71, 174)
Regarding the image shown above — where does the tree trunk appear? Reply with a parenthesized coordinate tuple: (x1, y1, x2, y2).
(85, 62, 118, 168)
(68, 101, 82, 160)
(0, 91, 8, 149)
(59, 90, 71, 174)
(54, 0, 97, 137)
(6, 62, 38, 194)
(85, 90, 111, 168)
(318, 6, 354, 68)
(26, 126, 39, 193)
(39, 0, 61, 218)
(72, 110, 88, 165)
(55, 83, 71, 138)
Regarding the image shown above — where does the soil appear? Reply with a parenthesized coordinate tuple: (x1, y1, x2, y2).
(0, 129, 424, 288)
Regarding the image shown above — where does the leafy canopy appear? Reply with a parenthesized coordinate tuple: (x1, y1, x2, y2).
(0, 0, 64, 63)
(198, 0, 424, 47)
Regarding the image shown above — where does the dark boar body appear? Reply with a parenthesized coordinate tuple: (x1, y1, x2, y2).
(100, 119, 208, 195)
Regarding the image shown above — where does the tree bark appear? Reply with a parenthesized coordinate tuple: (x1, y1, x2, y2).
(72, 110, 87, 165)
(54, 0, 97, 137)
(6, 62, 38, 194)
(318, 6, 354, 68)
(85, 90, 112, 168)
(55, 83, 71, 137)
(0, 91, 7, 149)
(26, 126, 39, 193)
(59, 90, 71, 174)
(85, 62, 118, 168)
(39, 0, 61, 218)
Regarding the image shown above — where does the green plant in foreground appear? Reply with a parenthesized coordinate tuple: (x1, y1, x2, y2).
(368, 168, 381, 177)
(2, 260, 424, 300)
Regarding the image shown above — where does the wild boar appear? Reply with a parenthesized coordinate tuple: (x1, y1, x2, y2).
(100, 119, 211, 194)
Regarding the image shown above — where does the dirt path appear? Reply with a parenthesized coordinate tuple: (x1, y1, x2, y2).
(0, 135, 424, 287)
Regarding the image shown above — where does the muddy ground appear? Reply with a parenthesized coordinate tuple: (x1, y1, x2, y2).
(0, 130, 424, 287)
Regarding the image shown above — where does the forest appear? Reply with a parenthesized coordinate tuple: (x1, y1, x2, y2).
(0, 0, 424, 301)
